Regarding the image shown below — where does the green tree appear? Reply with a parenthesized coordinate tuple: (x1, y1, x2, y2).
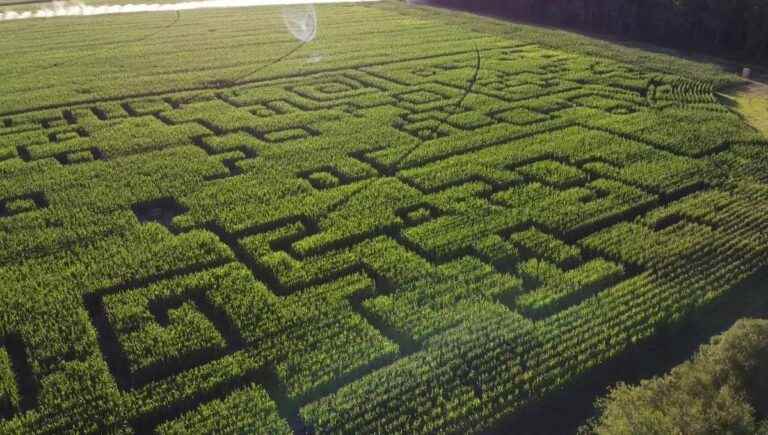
(587, 319, 768, 435)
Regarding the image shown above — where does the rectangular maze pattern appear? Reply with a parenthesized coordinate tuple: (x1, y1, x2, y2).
(1, 9, 768, 433)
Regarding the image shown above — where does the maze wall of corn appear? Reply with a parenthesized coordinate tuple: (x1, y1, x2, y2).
(1, 2, 767, 433)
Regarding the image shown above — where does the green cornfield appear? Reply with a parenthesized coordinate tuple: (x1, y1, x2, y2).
(1, 1, 767, 433)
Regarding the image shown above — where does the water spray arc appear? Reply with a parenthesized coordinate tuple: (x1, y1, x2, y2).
(222, 4, 317, 86)
(282, 3, 316, 43)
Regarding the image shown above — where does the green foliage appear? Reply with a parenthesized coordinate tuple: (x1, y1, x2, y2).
(106, 291, 227, 373)
(587, 319, 768, 435)
(509, 227, 582, 267)
(65, 150, 95, 164)
(495, 108, 550, 125)
(517, 160, 587, 188)
(306, 171, 340, 189)
(517, 258, 624, 317)
(0, 2, 766, 433)
(156, 383, 292, 435)
(0, 349, 19, 414)
(4, 199, 37, 215)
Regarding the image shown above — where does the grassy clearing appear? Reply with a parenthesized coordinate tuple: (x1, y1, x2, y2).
(0, 1, 768, 433)
(720, 83, 768, 137)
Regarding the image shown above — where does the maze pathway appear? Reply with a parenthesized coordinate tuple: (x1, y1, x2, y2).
(1, 20, 767, 434)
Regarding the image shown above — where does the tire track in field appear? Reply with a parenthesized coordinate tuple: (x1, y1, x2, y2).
(392, 44, 482, 170)
(205, 40, 308, 89)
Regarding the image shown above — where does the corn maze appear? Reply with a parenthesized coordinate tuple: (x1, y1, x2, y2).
(1, 3, 768, 434)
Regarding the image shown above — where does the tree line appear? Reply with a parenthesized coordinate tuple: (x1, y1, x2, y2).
(428, 0, 768, 63)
